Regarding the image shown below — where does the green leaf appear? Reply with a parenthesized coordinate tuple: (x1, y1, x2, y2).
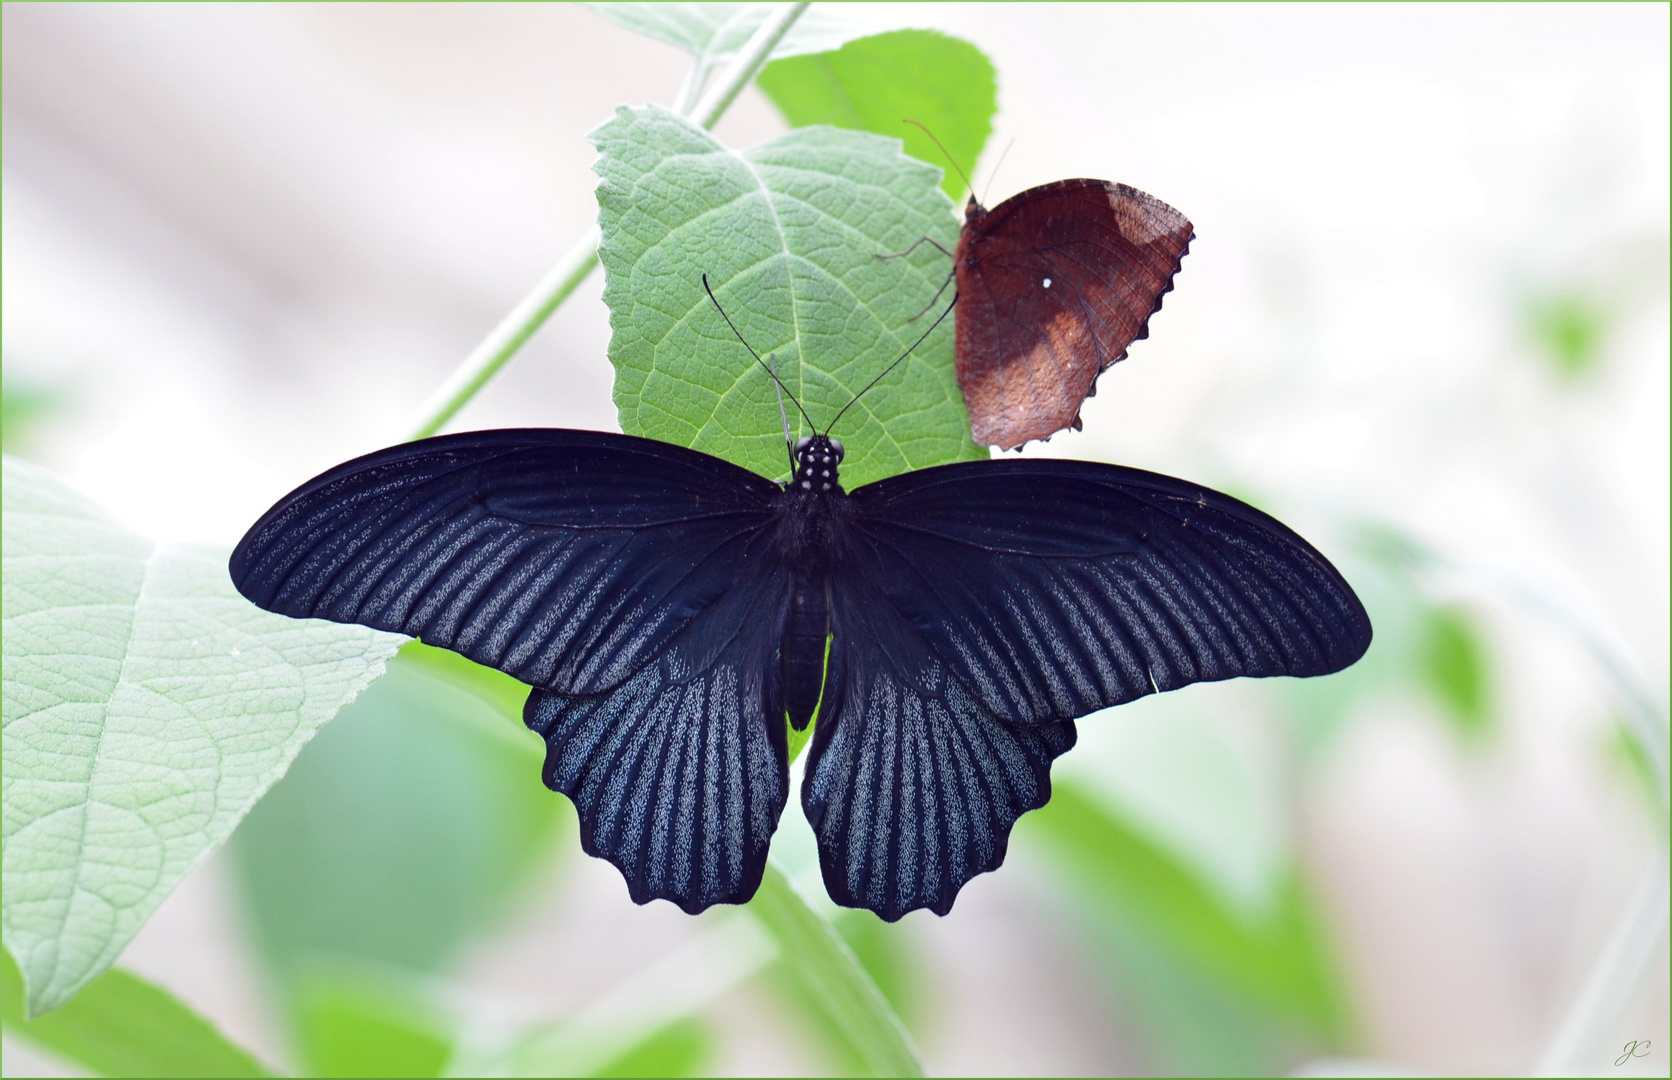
(1419, 604, 1493, 742)
(747, 863, 922, 1077)
(592, 105, 983, 489)
(758, 29, 997, 202)
(1, 947, 272, 1077)
(290, 964, 453, 1079)
(1025, 781, 1349, 1043)
(228, 643, 562, 985)
(0, 455, 404, 1017)
(584, 3, 867, 65)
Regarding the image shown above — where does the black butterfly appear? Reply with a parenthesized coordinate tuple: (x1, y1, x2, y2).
(230, 294, 1370, 922)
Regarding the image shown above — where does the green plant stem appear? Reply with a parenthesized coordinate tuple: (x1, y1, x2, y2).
(405, 233, 600, 440)
(691, 2, 812, 129)
(749, 863, 924, 1077)
(403, 0, 813, 441)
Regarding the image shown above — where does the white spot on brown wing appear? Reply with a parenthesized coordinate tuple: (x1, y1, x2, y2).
(1043, 277, 1053, 288)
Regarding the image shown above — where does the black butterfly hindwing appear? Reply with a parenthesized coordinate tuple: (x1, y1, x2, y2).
(805, 554, 1077, 921)
(525, 539, 791, 913)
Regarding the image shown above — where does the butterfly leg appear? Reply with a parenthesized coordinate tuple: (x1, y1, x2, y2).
(875, 235, 954, 261)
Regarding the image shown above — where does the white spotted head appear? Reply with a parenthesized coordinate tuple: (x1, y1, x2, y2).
(792, 434, 844, 493)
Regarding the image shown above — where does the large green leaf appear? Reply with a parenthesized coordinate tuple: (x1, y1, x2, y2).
(584, 3, 866, 66)
(228, 643, 562, 985)
(758, 29, 997, 202)
(592, 104, 983, 488)
(1, 947, 272, 1077)
(748, 864, 922, 1078)
(0, 455, 403, 1017)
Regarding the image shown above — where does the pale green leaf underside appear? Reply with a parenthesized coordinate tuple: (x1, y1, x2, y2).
(593, 105, 984, 487)
(584, 2, 868, 65)
(0, 455, 404, 1016)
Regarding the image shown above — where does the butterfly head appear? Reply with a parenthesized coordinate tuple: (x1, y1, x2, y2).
(792, 435, 843, 493)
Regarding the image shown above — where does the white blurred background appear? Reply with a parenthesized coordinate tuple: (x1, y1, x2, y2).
(3, 3, 1666, 1076)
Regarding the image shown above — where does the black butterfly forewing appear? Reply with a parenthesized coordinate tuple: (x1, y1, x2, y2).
(801, 457, 1371, 919)
(230, 429, 781, 694)
(843, 458, 1372, 724)
(230, 429, 793, 909)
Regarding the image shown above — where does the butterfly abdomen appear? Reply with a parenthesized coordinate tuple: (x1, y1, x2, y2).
(782, 575, 829, 730)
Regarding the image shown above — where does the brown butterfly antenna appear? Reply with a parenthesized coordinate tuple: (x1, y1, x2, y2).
(902, 119, 976, 201)
(980, 137, 1017, 208)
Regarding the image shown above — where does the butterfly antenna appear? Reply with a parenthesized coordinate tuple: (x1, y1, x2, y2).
(903, 119, 975, 202)
(702, 274, 815, 430)
(981, 137, 1016, 207)
(771, 351, 795, 472)
(826, 292, 957, 435)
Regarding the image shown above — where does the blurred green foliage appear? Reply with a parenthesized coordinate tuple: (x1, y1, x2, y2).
(1420, 604, 1495, 743)
(770, 911, 924, 1075)
(1526, 290, 1610, 381)
(834, 912, 924, 1033)
(750, 867, 923, 1077)
(228, 642, 562, 1063)
(1, 948, 273, 1077)
(591, 1017, 715, 1078)
(290, 966, 454, 1078)
(0, 373, 66, 454)
(1029, 784, 1349, 1043)
(1288, 525, 1504, 755)
(758, 29, 997, 201)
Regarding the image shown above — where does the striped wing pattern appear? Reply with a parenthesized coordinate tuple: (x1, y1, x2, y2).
(230, 430, 779, 697)
(233, 430, 1370, 920)
(802, 457, 1369, 919)
(806, 561, 1077, 920)
(524, 555, 791, 913)
(847, 459, 1373, 726)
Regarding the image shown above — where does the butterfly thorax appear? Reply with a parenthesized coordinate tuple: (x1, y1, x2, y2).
(957, 198, 985, 272)
(777, 434, 849, 576)
(790, 434, 843, 494)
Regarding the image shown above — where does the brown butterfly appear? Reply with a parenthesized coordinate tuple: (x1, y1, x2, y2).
(956, 180, 1193, 450)
(889, 176, 1194, 451)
